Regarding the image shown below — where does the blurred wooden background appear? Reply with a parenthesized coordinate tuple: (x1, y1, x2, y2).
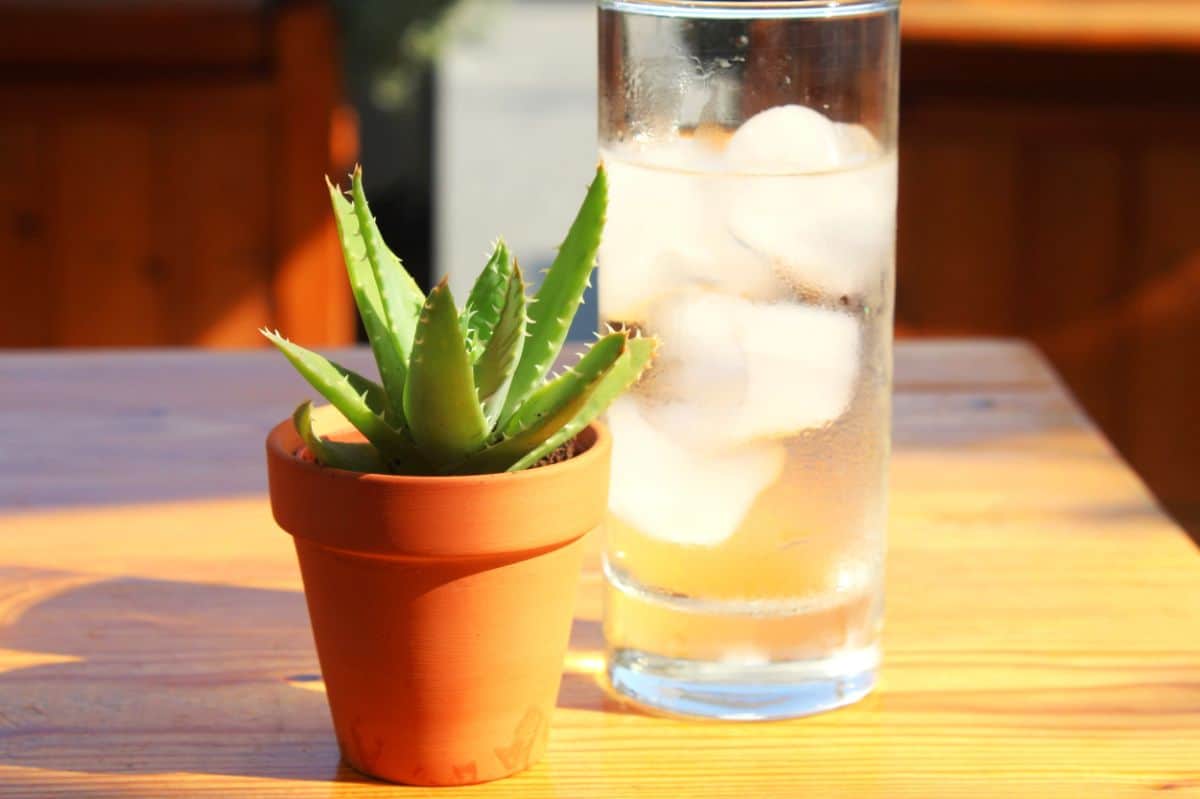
(899, 0, 1200, 536)
(0, 0, 355, 349)
(0, 0, 1196, 534)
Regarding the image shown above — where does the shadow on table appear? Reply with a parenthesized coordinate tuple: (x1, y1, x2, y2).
(0, 571, 632, 788)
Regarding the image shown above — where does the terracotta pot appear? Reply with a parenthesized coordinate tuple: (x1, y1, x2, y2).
(266, 421, 611, 786)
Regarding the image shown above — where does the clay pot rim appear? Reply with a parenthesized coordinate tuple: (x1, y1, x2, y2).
(266, 418, 610, 486)
(266, 419, 612, 558)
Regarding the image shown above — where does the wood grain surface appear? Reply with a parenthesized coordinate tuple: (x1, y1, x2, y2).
(0, 341, 1198, 797)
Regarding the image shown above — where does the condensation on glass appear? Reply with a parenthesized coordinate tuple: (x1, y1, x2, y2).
(597, 0, 899, 720)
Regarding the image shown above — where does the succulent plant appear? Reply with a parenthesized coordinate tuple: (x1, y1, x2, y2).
(263, 165, 656, 476)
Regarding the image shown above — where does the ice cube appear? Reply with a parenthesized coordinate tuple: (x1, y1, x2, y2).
(726, 154, 897, 299)
(725, 104, 843, 175)
(599, 146, 704, 321)
(721, 106, 896, 299)
(734, 299, 861, 441)
(642, 290, 860, 448)
(671, 230, 781, 305)
(834, 122, 883, 165)
(607, 396, 786, 547)
(599, 144, 783, 322)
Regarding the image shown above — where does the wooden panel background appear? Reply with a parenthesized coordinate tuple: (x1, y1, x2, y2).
(0, 1, 1196, 531)
(899, 35, 1200, 537)
(0, 0, 353, 348)
(0, 122, 51, 347)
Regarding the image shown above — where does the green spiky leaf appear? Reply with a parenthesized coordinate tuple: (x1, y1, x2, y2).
(292, 401, 387, 473)
(402, 280, 490, 469)
(458, 305, 480, 359)
(326, 179, 408, 425)
(262, 329, 411, 458)
(453, 332, 639, 475)
(351, 167, 425, 370)
(270, 166, 656, 477)
(464, 239, 514, 360)
(510, 335, 657, 471)
(475, 262, 528, 427)
(499, 166, 607, 424)
(449, 393, 589, 475)
(501, 331, 626, 437)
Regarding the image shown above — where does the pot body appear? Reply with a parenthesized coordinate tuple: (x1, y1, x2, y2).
(266, 422, 610, 786)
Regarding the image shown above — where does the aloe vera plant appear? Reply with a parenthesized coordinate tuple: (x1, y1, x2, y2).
(263, 165, 656, 475)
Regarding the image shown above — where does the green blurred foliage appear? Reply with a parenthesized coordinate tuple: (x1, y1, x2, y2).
(333, 0, 506, 110)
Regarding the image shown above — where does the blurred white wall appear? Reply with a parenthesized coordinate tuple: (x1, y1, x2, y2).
(435, 0, 598, 336)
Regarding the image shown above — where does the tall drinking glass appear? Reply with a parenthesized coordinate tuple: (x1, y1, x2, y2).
(598, 0, 899, 719)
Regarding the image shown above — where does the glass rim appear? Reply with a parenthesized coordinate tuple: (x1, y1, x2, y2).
(598, 0, 900, 20)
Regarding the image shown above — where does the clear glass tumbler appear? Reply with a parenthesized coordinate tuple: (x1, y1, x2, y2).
(598, 0, 898, 719)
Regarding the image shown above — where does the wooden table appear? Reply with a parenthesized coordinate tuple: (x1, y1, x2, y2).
(1, 341, 1198, 797)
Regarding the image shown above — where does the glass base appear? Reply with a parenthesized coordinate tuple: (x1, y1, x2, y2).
(607, 646, 878, 721)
